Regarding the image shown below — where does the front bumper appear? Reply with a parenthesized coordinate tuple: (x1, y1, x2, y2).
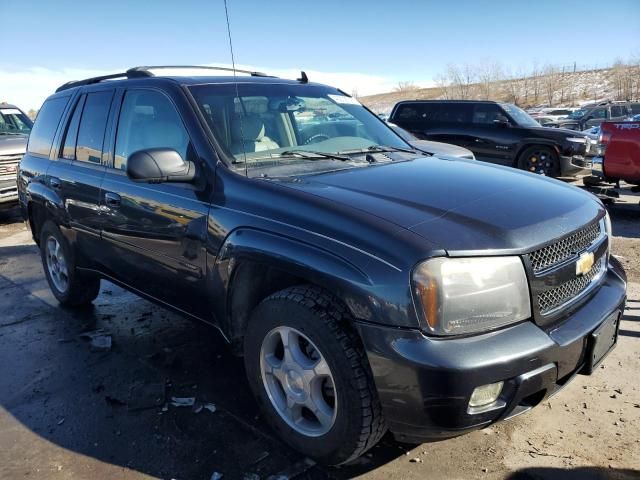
(560, 154, 592, 177)
(356, 259, 626, 443)
(0, 180, 19, 209)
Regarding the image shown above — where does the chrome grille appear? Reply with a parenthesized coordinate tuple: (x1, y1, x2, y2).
(537, 258, 605, 314)
(529, 222, 601, 272)
(0, 155, 22, 177)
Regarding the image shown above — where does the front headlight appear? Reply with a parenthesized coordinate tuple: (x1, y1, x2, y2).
(412, 257, 531, 336)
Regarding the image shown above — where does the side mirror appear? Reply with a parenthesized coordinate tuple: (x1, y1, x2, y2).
(126, 148, 196, 183)
(493, 119, 510, 127)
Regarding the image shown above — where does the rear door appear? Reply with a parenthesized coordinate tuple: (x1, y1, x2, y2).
(98, 87, 211, 317)
(46, 88, 114, 266)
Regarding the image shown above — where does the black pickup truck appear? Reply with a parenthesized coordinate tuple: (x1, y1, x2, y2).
(18, 67, 626, 465)
(389, 99, 594, 177)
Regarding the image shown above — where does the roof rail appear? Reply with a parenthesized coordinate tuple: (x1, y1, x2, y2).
(55, 70, 152, 93)
(54, 65, 276, 93)
(126, 65, 273, 77)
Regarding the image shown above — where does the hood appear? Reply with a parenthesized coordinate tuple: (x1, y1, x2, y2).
(0, 135, 28, 156)
(409, 139, 474, 159)
(283, 156, 603, 254)
(525, 125, 586, 138)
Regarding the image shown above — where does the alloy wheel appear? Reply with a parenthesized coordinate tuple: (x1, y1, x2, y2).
(260, 326, 337, 437)
(45, 235, 69, 293)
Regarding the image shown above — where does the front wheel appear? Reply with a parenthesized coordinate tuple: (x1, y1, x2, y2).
(517, 145, 560, 177)
(244, 286, 386, 465)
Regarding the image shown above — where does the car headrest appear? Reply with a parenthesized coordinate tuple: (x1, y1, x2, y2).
(232, 115, 265, 142)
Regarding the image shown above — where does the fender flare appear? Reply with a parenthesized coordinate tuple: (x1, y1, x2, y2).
(213, 227, 385, 340)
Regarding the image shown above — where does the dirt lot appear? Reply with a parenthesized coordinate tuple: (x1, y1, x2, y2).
(0, 187, 638, 480)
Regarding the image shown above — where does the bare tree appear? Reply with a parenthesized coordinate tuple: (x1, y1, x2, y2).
(477, 60, 502, 100)
(448, 64, 475, 99)
(394, 81, 419, 93)
(434, 73, 452, 99)
(542, 64, 561, 106)
(530, 62, 542, 104)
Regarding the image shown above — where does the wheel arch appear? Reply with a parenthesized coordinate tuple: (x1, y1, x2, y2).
(25, 181, 65, 246)
(513, 141, 561, 167)
(214, 228, 379, 351)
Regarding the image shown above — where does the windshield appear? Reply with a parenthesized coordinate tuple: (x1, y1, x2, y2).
(500, 103, 540, 128)
(0, 107, 32, 135)
(567, 109, 586, 119)
(189, 83, 411, 176)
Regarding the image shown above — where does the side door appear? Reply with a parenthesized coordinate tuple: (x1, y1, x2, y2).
(46, 88, 114, 267)
(461, 103, 516, 165)
(609, 105, 627, 122)
(421, 102, 477, 149)
(583, 107, 607, 129)
(98, 87, 211, 318)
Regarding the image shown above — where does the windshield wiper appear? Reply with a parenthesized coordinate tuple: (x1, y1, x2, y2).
(341, 145, 418, 155)
(278, 150, 350, 162)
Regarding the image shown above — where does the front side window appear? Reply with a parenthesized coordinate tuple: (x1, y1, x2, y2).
(189, 83, 409, 176)
(591, 108, 606, 119)
(76, 91, 114, 164)
(114, 90, 190, 170)
(27, 96, 70, 157)
(500, 103, 540, 128)
(472, 104, 508, 125)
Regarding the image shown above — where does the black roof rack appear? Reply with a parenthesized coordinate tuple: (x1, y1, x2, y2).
(55, 65, 274, 93)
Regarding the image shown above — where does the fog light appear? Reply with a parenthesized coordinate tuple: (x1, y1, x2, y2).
(469, 382, 504, 408)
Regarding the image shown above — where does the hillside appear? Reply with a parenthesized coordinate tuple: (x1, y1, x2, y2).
(360, 65, 639, 114)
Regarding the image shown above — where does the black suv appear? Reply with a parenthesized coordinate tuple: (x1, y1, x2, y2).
(389, 100, 594, 177)
(18, 67, 626, 465)
(556, 101, 640, 131)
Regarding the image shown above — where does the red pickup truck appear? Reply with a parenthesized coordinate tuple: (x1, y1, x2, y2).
(593, 121, 640, 185)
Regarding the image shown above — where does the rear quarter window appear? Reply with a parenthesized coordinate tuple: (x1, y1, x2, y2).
(27, 96, 70, 157)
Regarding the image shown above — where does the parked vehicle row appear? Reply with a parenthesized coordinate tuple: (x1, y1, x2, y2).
(388, 99, 594, 177)
(0, 104, 32, 210)
(18, 66, 626, 465)
(555, 101, 640, 131)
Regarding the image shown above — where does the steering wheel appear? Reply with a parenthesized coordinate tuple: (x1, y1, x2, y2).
(303, 134, 330, 145)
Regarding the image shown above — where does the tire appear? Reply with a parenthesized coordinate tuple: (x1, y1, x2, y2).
(517, 145, 560, 177)
(244, 285, 386, 465)
(39, 221, 100, 307)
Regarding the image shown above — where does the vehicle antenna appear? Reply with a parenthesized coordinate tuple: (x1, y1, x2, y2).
(223, 0, 247, 177)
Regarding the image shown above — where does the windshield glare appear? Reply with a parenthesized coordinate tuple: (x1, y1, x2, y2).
(0, 108, 32, 135)
(500, 103, 540, 128)
(189, 83, 410, 174)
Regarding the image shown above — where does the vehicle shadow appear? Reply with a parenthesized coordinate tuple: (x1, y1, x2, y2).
(607, 197, 640, 240)
(507, 466, 639, 480)
(0, 244, 412, 479)
(0, 205, 22, 225)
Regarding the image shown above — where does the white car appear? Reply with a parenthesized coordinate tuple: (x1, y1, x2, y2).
(386, 122, 475, 159)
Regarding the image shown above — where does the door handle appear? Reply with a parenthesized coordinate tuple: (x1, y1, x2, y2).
(49, 177, 62, 190)
(104, 192, 121, 208)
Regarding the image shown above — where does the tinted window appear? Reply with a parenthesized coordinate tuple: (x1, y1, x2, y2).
(590, 108, 606, 119)
(472, 104, 508, 124)
(610, 106, 625, 117)
(27, 96, 70, 157)
(114, 90, 189, 170)
(393, 103, 439, 122)
(631, 103, 640, 115)
(433, 103, 472, 123)
(76, 91, 113, 164)
(61, 96, 85, 160)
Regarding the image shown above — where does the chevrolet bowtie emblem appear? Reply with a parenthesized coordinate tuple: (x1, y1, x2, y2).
(576, 251, 595, 276)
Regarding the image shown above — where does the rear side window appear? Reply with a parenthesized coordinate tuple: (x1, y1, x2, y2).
(393, 103, 439, 122)
(61, 96, 85, 160)
(27, 96, 70, 157)
(631, 103, 640, 115)
(433, 103, 472, 123)
(76, 91, 114, 164)
(114, 90, 189, 170)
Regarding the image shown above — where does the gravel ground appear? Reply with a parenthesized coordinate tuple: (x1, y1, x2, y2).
(0, 183, 638, 480)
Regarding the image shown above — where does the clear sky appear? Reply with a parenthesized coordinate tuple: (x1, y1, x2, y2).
(1, 0, 639, 110)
